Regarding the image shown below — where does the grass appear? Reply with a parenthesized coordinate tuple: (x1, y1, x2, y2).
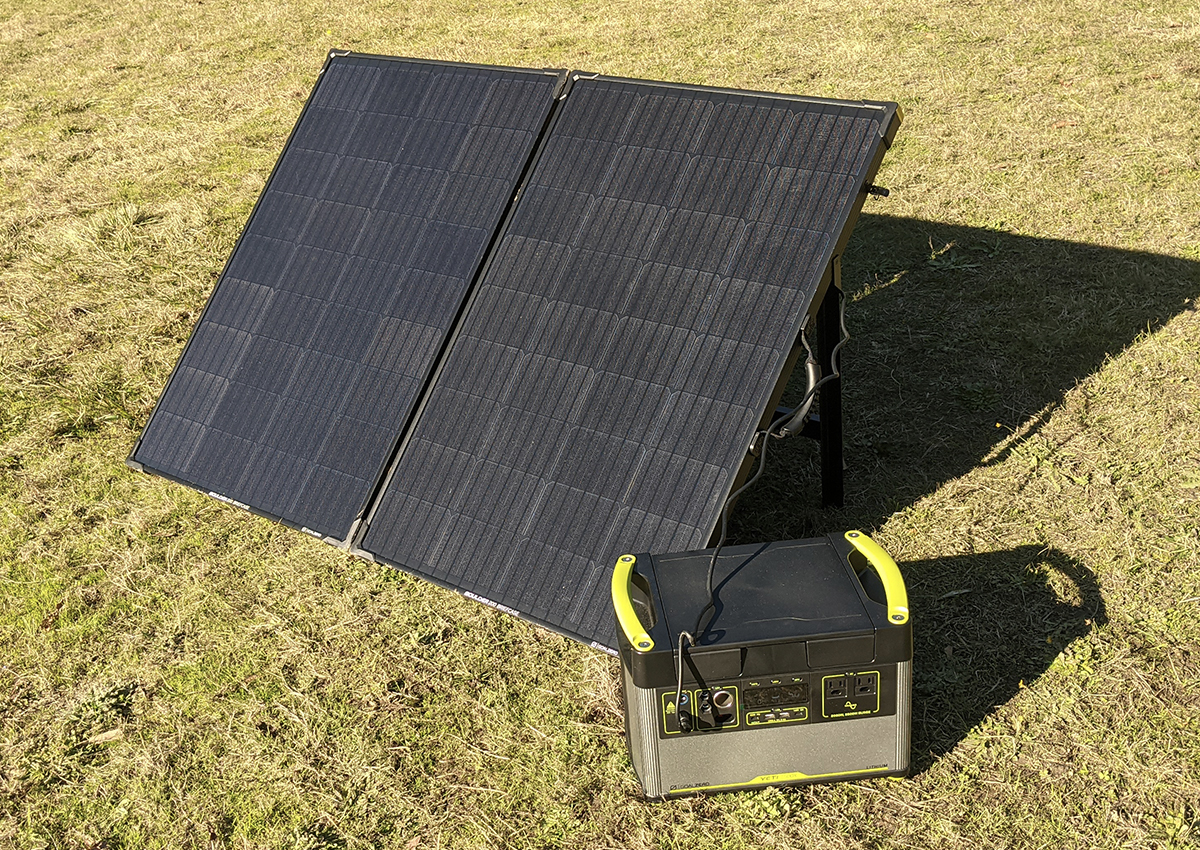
(2, 0, 1199, 847)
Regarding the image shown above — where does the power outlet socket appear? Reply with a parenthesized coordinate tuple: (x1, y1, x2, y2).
(853, 673, 878, 697)
(824, 676, 848, 700)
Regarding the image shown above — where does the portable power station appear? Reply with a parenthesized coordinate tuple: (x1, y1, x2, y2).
(612, 531, 912, 799)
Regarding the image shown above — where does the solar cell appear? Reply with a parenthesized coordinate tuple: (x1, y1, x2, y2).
(358, 76, 899, 649)
(129, 55, 562, 540)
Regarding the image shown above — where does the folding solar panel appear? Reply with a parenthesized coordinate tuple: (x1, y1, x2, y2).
(129, 55, 563, 540)
(357, 75, 900, 650)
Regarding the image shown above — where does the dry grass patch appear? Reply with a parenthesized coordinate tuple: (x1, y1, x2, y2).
(2, 0, 1199, 847)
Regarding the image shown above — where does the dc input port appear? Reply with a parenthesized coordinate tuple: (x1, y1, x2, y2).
(712, 689, 735, 720)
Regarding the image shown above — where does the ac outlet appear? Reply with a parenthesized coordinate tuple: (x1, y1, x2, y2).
(825, 676, 848, 700)
(854, 673, 878, 697)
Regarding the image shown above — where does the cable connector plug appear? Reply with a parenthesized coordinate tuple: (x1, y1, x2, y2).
(674, 631, 696, 733)
(777, 353, 821, 438)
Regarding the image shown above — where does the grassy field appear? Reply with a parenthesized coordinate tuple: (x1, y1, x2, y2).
(2, 0, 1199, 847)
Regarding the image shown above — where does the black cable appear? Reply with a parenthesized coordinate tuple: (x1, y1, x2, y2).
(690, 423, 774, 637)
(673, 422, 778, 728)
(775, 291, 850, 439)
(693, 289, 849, 638)
(672, 290, 851, 730)
(673, 630, 695, 732)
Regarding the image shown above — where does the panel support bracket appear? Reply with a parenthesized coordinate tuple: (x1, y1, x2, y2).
(761, 260, 845, 507)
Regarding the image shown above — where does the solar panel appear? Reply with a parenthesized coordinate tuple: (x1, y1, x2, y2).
(129, 55, 562, 540)
(357, 76, 899, 649)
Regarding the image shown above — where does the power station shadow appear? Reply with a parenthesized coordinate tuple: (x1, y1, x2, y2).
(897, 544, 1106, 770)
(687, 543, 1104, 770)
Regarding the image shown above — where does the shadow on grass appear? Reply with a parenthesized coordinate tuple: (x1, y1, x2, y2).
(736, 214, 1200, 533)
(840, 213, 1200, 517)
(735, 212, 1200, 530)
(728, 214, 1196, 762)
(900, 544, 1107, 770)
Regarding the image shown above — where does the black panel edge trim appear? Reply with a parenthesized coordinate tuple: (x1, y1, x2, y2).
(346, 68, 572, 547)
(352, 72, 580, 546)
(126, 51, 340, 471)
(328, 50, 567, 80)
(569, 72, 900, 119)
(133, 460, 351, 547)
(349, 542, 620, 654)
(883, 106, 903, 146)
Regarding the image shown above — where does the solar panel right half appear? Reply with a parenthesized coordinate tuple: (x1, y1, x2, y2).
(359, 76, 900, 650)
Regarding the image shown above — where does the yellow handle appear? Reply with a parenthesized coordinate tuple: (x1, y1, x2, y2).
(612, 554, 654, 652)
(844, 531, 909, 625)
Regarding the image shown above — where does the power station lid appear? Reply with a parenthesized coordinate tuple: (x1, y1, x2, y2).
(649, 538, 876, 648)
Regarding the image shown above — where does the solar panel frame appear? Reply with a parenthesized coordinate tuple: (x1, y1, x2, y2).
(127, 53, 567, 543)
(354, 73, 900, 651)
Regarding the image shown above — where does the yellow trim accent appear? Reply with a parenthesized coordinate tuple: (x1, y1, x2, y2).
(820, 671, 881, 718)
(746, 704, 807, 726)
(670, 765, 892, 794)
(662, 686, 742, 734)
(844, 531, 909, 625)
(612, 555, 653, 652)
(661, 690, 684, 735)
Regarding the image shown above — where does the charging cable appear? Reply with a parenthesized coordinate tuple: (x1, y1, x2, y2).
(671, 289, 850, 731)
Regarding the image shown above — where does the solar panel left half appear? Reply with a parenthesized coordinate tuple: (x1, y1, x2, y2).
(129, 54, 565, 542)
